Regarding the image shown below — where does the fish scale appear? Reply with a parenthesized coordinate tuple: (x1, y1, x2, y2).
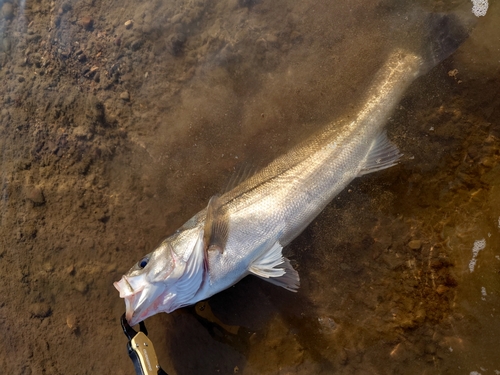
(219, 51, 421, 250)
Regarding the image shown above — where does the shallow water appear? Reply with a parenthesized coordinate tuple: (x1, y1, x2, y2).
(0, 0, 499, 374)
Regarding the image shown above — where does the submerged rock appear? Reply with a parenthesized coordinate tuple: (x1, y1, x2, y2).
(80, 16, 94, 30)
(407, 240, 422, 250)
(119, 91, 130, 101)
(1, 2, 14, 20)
(29, 302, 52, 318)
(25, 186, 45, 205)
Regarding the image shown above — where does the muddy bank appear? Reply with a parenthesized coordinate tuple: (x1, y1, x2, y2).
(0, 0, 499, 374)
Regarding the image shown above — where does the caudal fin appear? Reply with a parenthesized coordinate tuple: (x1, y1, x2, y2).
(421, 12, 471, 72)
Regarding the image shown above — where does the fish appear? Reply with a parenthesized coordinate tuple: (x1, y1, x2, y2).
(114, 13, 470, 326)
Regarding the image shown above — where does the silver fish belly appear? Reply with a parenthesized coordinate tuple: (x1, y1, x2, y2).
(114, 49, 426, 326)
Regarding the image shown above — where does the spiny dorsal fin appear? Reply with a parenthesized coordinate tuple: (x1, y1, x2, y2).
(358, 131, 402, 176)
(203, 195, 229, 255)
(249, 241, 300, 292)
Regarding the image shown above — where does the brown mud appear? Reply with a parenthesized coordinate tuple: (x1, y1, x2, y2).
(0, 0, 499, 374)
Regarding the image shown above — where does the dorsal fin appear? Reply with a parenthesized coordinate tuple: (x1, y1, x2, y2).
(225, 163, 257, 192)
(203, 195, 229, 255)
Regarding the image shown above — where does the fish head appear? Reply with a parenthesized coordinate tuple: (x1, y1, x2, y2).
(114, 227, 205, 326)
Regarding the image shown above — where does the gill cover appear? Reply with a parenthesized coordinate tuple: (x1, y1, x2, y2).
(114, 229, 206, 326)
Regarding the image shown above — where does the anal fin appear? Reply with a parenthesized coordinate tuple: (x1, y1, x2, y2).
(358, 131, 402, 176)
(249, 241, 300, 292)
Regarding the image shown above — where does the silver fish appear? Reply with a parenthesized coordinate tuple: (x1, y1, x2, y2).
(115, 14, 469, 326)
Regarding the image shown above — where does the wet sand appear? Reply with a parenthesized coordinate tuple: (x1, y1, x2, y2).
(0, 0, 499, 374)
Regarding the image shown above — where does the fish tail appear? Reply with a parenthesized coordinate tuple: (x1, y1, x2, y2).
(420, 12, 472, 72)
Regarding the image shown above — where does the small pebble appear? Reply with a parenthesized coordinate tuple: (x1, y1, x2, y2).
(130, 39, 143, 51)
(170, 13, 183, 24)
(407, 240, 422, 250)
(339, 262, 350, 270)
(80, 16, 93, 30)
(26, 33, 42, 43)
(61, 2, 72, 13)
(414, 308, 426, 323)
(29, 302, 51, 318)
(106, 263, 117, 272)
(25, 186, 45, 205)
(481, 157, 495, 168)
(43, 262, 54, 272)
(124, 19, 133, 29)
(266, 33, 278, 45)
(66, 314, 79, 332)
(318, 316, 337, 333)
(66, 264, 75, 275)
(168, 32, 186, 55)
(74, 281, 88, 294)
(436, 285, 449, 295)
(3, 37, 11, 52)
(381, 253, 404, 270)
(119, 91, 130, 101)
(255, 38, 267, 54)
(72, 125, 90, 139)
(1, 2, 14, 19)
(59, 49, 70, 58)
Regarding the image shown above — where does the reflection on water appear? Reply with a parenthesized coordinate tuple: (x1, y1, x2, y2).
(0, 0, 498, 374)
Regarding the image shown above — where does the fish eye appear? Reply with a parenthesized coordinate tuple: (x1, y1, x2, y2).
(138, 257, 149, 269)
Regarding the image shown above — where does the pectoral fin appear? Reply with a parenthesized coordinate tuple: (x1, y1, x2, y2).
(203, 195, 228, 254)
(358, 131, 402, 176)
(249, 241, 300, 292)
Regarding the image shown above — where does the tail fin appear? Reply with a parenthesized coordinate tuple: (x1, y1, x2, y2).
(420, 12, 471, 72)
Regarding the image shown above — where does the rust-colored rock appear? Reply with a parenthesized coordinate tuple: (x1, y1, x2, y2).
(25, 186, 45, 205)
(80, 16, 94, 30)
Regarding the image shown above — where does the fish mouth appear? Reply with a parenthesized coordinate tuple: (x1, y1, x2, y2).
(124, 292, 149, 326)
(114, 276, 137, 298)
(114, 276, 174, 326)
(114, 276, 149, 325)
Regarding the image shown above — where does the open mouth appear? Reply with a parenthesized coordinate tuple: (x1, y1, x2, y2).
(114, 276, 169, 326)
(114, 276, 146, 325)
(114, 276, 136, 298)
(124, 294, 142, 326)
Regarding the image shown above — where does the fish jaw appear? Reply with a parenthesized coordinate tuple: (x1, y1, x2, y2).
(114, 275, 176, 326)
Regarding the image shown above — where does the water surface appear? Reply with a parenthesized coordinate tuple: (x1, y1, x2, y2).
(0, 0, 499, 374)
